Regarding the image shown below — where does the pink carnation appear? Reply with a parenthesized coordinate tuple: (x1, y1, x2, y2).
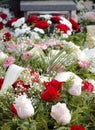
(3, 56, 15, 68)
(78, 59, 89, 69)
(7, 43, 19, 52)
(22, 51, 32, 61)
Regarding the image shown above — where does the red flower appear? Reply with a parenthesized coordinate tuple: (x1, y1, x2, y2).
(70, 125, 85, 130)
(41, 79, 63, 102)
(41, 86, 60, 102)
(10, 104, 17, 116)
(6, 18, 18, 27)
(0, 78, 4, 89)
(44, 79, 63, 90)
(35, 20, 49, 29)
(0, 22, 3, 30)
(3, 32, 11, 42)
(56, 23, 70, 33)
(51, 15, 61, 23)
(12, 80, 30, 94)
(70, 18, 80, 32)
(30, 71, 40, 83)
(82, 81, 94, 93)
(26, 15, 39, 25)
(0, 13, 7, 19)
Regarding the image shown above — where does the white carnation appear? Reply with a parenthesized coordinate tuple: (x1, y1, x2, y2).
(50, 102, 71, 125)
(14, 94, 34, 119)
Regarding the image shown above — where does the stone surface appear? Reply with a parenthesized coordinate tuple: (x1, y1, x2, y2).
(20, 0, 76, 16)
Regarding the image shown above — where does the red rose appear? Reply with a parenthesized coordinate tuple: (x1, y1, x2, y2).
(56, 23, 70, 33)
(82, 81, 94, 93)
(12, 80, 30, 94)
(3, 32, 11, 42)
(10, 104, 17, 115)
(26, 15, 39, 25)
(70, 18, 80, 32)
(70, 125, 85, 130)
(51, 15, 61, 23)
(44, 79, 63, 90)
(35, 20, 49, 29)
(41, 86, 60, 102)
(30, 71, 40, 83)
(41, 79, 63, 102)
(0, 13, 7, 19)
(0, 22, 3, 30)
(0, 78, 4, 89)
(6, 18, 18, 27)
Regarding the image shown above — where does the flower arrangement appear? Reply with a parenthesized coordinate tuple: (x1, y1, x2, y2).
(0, 6, 95, 130)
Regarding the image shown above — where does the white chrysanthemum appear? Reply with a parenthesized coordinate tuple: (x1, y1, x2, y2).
(14, 28, 22, 36)
(12, 17, 25, 27)
(34, 27, 44, 34)
(14, 94, 34, 119)
(30, 31, 40, 40)
(39, 14, 52, 20)
(50, 102, 71, 125)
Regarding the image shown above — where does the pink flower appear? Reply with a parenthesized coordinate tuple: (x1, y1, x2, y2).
(78, 59, 89, 68)
(34, 43, 48, 50)
(85, 11, 95, 22)
(7, 43, 19, 52)
(3, 56, 15, 68)
(22, 51, 32, 61)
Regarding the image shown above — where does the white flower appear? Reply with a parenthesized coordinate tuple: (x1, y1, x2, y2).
(14, 94, 34, 119)
(39, 14, 52, 20)
(30, 32, 40, 40)
(50, 102, 71, 125)
(14, 28, 22, 36)
(68, 78, 82, 96)
(34, 27, 44, 34)
(0, 52, 8, 63)
(60, 17, 72, 30)
(0, 17, 2, 22)
(55, 72, 83, 96)
(12, 17, 25, 28)
(47, 20, 52, 25)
